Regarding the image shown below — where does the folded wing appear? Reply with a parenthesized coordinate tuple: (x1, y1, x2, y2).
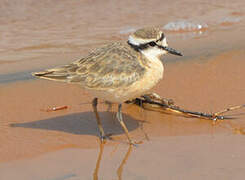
(33, 42, 147, 90)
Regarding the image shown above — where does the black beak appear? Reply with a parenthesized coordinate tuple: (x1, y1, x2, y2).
(161, 46, 183, 56)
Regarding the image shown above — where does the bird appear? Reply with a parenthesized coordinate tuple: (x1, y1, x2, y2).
(33, 27, 183, 145)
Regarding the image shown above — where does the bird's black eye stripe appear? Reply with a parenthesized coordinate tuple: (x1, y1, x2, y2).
(149, 41, 156, 46)
(156, 34, 164, 42)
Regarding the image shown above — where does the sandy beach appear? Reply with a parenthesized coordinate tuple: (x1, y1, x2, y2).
(1, 0, 245, 179)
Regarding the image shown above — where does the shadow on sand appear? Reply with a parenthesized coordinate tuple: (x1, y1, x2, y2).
(10, 111, 141, 137)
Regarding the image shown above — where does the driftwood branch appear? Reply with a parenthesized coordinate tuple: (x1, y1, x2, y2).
(125, 93, 245, 121)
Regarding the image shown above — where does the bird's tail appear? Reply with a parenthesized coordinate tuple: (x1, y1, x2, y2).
(32, 67, 71, 82)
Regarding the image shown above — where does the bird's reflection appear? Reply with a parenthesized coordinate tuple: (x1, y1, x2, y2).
(93, 142, 133, 180)
(93, 142, 105, 180)
(117, 145, 133, 180)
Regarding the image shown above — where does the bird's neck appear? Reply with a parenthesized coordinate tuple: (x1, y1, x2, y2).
(140, 47, 166, 63)
(127, 40, 166, 63)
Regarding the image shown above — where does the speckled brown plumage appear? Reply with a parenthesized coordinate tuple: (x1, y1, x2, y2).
(34, 42, 148, 90)
(132, 27, 163, 41)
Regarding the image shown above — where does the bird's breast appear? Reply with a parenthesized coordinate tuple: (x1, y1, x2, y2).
(136, 57, 164, 91)
(111, 57, 164, 102)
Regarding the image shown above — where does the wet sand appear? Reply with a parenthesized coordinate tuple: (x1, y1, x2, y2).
(1, 0, 245, 179)
(1, 49, 245, 179)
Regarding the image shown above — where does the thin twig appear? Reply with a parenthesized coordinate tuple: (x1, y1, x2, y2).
(126, 93, 245, 121)
(214, 105, 245, 116)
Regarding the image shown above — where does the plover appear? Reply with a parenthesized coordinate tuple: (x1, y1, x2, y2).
(33, 27, 182, 144)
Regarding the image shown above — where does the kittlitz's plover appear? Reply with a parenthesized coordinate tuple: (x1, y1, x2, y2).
(33, 27, 182, 144)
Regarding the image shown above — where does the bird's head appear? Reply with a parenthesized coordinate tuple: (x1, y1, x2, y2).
(128, 27, 183, 58)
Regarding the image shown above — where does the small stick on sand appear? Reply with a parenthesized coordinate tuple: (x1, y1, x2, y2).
(41, 105, 68, 112)
(214, 104, 245, 116)
(126, 93, 245, 120)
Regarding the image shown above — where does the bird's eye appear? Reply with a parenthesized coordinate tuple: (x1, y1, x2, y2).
(149, 41, 156, 47)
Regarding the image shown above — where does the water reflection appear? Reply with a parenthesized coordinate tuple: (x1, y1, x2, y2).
(93, 142, 133, 180)
(93, 142, 105, 180)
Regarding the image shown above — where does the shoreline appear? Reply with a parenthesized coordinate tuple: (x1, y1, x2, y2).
(1, 48, 244, 163)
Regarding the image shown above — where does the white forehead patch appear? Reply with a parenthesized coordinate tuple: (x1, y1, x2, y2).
(128, 35, 155, 46)
(128, 35, 140, 46)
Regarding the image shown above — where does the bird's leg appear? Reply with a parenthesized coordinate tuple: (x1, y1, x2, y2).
(92, 98, 107, 142)
(116, 104, 135, 145)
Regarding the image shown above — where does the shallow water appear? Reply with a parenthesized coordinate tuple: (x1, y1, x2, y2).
(1, 0, 245, 179)
(0, 0, 245, 77)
